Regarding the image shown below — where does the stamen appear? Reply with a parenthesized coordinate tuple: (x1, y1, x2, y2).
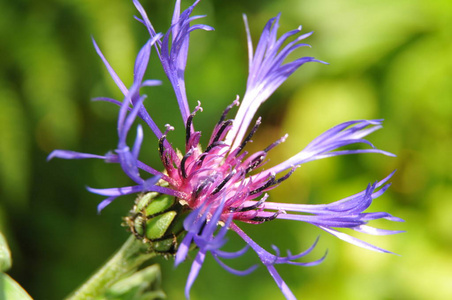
(235, 117, 262, 156)
(212, 170, 237, 195)
(158, 135, 166, 157)
(193, 178, 214, 199)
(245, 153, 267, 174)
(273, 167, 296, 185)
(181, 149, 194, 178)
(250, 211, 280, 223)
(218, 96, 240, 125)
(199, 141, 228, 165)
(186, 101, 203, 146)
(249, 168, 296, 196)
(185, 118, 194, 146)
(163, 155, 171, 169)
(264, 134, 288, 153)
(249, 173, 276, 195)
(230, 194, 269, 212)
(210, 119, 233, 146)
(159, 124, 175, 165)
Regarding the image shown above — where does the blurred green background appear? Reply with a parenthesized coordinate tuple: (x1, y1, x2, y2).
(1, 0, 451, 299)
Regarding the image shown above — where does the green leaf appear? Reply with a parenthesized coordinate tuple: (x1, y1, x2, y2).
(0, 273, 33, 300)
(0, 232, 11, 272)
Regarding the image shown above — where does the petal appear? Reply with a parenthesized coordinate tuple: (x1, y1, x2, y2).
(212, 254, 258, 276)
(158, 0, 212, 124)
(185, 249, 206, 299)
(354, 225, 405, 236)
(266, 265, 296, 300)
(226, 16, 325, 151)
(215, 245, 251, 259)
(175, 232, 195, 266)
(92, 37, 128, 96)
(266, 120, 394, 174)
(97, 197, 117, 213)
(319, 226, 396, 254)
(47, 150, 107, 161)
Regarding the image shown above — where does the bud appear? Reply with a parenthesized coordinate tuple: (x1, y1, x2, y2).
(125, 192, 188, 256)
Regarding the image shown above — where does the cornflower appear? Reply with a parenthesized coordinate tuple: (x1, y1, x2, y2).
(49, 1, 403, 299)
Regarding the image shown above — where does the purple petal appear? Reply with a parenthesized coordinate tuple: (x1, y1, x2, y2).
(284, 236, 319, 260)
(212, 254, 258, 276)
(134, 39, 152, 84)
(185, 249, 206, 299)
(361, 212, 405, 222)
(133, 33, 163, 87)
(132, 124, 143, 160)
(266, 265, 296, 300)
(92, 97, 124, 107)
(354, 225, 405, 236)
(226, 15, 325, 151)
(87, 185, 143, 197)
(117, 93, 144, 142)
(175, 232, 195, 266)
(92, 37, 128, 96)
(141, 79, 162, 87)
(215, 245, 251, 259)
(319, 226, 396, 254)
(266, 120, 393, 175)
(47, 150, 107, 161)
(133, 0, 161, 49)
(286, 251, 327, 267)
(97, 197, 116, 213)
(242, 15, 253, 71)
(158, 0, 213, 124)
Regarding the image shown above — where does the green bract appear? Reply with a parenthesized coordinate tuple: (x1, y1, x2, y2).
(126, 192, 187, 255)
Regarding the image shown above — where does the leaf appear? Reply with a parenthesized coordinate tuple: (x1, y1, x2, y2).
(0, 232, 11, 272)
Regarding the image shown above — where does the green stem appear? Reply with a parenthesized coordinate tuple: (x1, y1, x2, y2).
(65, 235, 156, 300)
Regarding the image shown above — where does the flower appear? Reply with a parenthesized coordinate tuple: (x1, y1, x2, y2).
(48, 1, 404, 299)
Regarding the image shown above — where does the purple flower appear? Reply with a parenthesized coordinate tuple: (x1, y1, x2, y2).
(48, 1, 403, 299)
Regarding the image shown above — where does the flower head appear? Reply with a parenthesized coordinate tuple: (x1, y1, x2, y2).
(48, 1, 403, 299)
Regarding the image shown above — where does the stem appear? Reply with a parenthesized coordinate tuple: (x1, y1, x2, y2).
(66, 235, 156, 300)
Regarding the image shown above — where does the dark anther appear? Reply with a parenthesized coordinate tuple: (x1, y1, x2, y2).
(218, 98, 239, 125)
(273, 167, 296, 185)
(185, 114, 195, 145)
(159, 135, 173, 168)
(264, 134, 288, 153)
(181, 149, 193, 178)
(245, 154, 266, 174)
(210, 119, 233, 145)
(235, 117, 262, 156)
(158, 135, 167, 157)
(248, 169, 294, 196)
(249, 174, 276, 195)
(250, 211, 279, 222)
(230, 197, 266, 212)
(201, 141, 227, 162)
(212, 170, 236, 195)
(194, 179, 213, 199)
(163, 155, 171, 169)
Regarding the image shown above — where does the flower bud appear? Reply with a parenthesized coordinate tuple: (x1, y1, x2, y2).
(125, 192, 187, 256)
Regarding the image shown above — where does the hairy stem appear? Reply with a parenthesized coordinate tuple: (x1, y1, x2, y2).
(65, 235, 156, 300)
